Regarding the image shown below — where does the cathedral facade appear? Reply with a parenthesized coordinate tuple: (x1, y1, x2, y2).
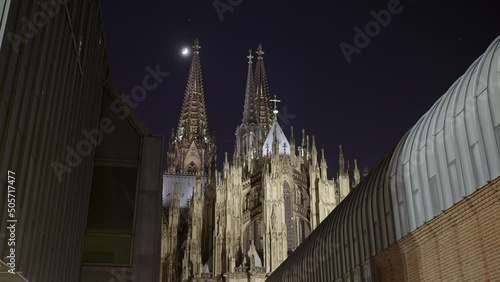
(160, 39, 363, 282)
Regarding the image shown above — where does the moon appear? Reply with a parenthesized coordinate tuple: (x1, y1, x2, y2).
(182, 47, 189, 56)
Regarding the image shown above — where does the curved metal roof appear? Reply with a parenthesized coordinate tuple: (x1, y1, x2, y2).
(389, 35, 500, 240)
(268, 35, 500, 281)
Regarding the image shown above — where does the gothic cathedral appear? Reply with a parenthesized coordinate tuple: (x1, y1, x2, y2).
(160, 39, 363, 282)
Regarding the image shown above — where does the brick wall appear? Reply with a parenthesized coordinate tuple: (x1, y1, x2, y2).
(376, 177, 500, 281)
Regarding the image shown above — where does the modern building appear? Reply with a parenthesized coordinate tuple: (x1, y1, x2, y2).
(0, 1, 163, 281)
(267, 35, 500, 281)
(161, 40, 364, 282)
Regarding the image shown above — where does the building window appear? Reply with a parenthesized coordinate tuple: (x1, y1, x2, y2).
(82, 165, 138, 265)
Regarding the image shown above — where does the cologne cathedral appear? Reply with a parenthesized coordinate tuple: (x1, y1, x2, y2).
(160, 39, 364, 282)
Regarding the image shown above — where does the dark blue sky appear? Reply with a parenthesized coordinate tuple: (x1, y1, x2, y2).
(100, 0, 498, 175)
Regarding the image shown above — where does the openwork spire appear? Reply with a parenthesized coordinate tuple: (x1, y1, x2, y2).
(254, 43, 272, 131)
(176, 38, 209, 143)
(242, 49, 257, 125)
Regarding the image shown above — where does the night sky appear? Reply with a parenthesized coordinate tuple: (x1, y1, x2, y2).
(100, 0, 498, 175)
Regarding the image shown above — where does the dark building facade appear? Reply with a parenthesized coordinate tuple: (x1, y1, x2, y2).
(0, 1, 163, 281)
(268, 35, 500, 281)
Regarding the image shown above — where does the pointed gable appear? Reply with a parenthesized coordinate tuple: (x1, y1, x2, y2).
(262, 121, 291, 156)
(184, 141, 201, 173)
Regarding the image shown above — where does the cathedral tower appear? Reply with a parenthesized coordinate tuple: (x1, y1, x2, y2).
(161, 39, 216, 282)
(167, 38, 214, 176)
(161, 42, 364, 282)
(235, 44, 273, 175)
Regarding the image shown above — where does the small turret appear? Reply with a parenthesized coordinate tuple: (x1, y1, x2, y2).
(301, 129, 306, 157)
(223, 152, 229, 178)
(339, 145, 345, 176)
(363, 167, 369, 177)
(354, 159, 361, 186)
(290, 126, 296, 162)
(306, 135, 310, 160)
(321, 148, 328, 182)
(272, 125, 279, 158)
(311, 135, 318, 167)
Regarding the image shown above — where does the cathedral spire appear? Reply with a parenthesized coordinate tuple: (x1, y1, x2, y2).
(176, 38, 209, 143)
(242, 49, 257, 125)
(254, 44, 272, 131)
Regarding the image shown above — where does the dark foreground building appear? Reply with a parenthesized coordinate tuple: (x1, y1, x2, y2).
(268, 36, 500, 281)
(0, 1, 163, 281)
